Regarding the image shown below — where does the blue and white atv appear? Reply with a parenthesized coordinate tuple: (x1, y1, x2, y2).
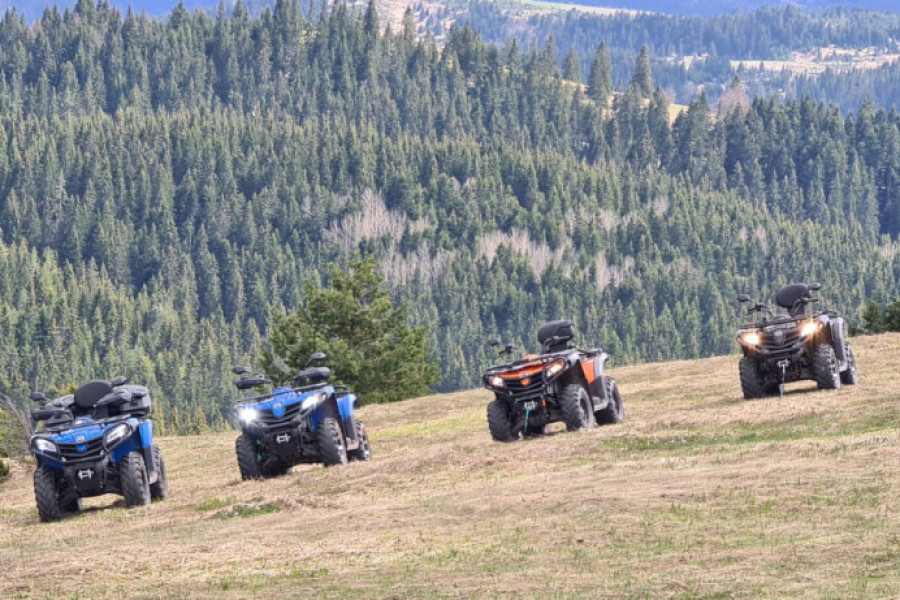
(28, 377, 168, 522)
(232, 352, 372, 479)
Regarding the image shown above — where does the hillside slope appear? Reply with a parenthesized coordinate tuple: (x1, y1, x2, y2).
(1, 333, 899, 598)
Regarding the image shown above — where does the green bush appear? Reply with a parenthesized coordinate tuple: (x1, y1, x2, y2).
(261, 257, 440, 404)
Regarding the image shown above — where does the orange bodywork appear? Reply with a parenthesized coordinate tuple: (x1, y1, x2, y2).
(580, 358, 598, 385)
(498, 359, 545, 387)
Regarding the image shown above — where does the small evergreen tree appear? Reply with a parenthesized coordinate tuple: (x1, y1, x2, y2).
(630, 45, 653, 98)
(260, 257, 440, 404)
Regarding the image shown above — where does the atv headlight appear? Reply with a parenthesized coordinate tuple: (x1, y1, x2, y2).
(800, 321, 819, 337)
(103, 423, 132, 449)
(489, 375, 504, 389)
(32, 437, 59, 456)
(546, 359, 566, 377)
(237, 407, 258, 424)
(301, 392, 326, 411)
(742, 332, 760, 346)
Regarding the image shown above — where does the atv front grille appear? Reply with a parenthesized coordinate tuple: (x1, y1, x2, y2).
(257, 403, 302, 426)
(58, 437, 105, 463)
(503, 377, 544, 400)
(759, 327, 801, 353)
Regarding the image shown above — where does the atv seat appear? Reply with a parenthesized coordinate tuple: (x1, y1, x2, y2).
(73, 380, 113, 418)
(538, 320, 575, 353)
(776, 284, 812, 317)
(294, 367, 331, 386)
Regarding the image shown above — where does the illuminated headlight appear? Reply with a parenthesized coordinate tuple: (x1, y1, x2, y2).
(301, 392, 326, 410)
(800, 321, 819, 337)
(742, 332, 760, 346)
(546, 360, 565, 377)
(32, 437, 59, 456)
(489, 375, 504, 389)
(237, 407, 259, 424)
(103, 423, 132, 449)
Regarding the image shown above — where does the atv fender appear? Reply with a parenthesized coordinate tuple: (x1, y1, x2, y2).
(580, 353, 608, 402)
(829, 317, 848, 370)
(138, 420, 158, 482)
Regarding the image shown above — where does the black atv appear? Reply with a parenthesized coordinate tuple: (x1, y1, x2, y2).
(735, 282, 859, 398)
(482, 320, 624, 442)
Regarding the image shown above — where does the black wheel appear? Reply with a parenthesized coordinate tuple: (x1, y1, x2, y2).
(739, 356, 766, 399)
(595, 377, 624, 425)
(486, 398, 514, 442)
(34, 465, 63, 522)
(235, 434, 263, 480)
(120, 451, 151, 507)
(840, 342, 859, 385)
(559, 384, 595, 431)
(523, 418, 547, 437)
(150, 445, 168, 501)
(317, 417, 348, 466)
(811, 343, 842, 390)
(62, 494, 83, 514)
(349, 420, 372, 461)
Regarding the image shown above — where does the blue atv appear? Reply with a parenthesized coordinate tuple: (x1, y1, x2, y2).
(231, 352, 372, 479)
(28, 377, 168, 522)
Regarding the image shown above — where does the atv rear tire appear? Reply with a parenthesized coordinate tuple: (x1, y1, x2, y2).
(317, 418, 348, 466)
(840, 342, 859, 385)
(811, 343, 842, 390)
(595, 378, 624, 425)
(739, 357, 766, 399)
(120, 451, 151, 507)
(150, 445, 168, 500)
(235, 434, 262, 480)
(487, 398, 514, 442)
(34, 465, 63, 522)
(560, 384, 595, 431)
(349, 420, 372, 461)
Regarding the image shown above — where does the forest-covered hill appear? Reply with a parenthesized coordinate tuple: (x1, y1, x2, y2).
(0, 0, 899, 432)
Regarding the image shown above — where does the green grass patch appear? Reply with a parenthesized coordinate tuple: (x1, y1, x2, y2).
(215, 502, 281, 519)
(196, 496, 232, 511)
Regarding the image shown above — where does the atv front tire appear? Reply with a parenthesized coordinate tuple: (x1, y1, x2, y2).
(235, 434, 262, 480)
(840, 342, 859, 385)
(595, 378, 624, 425)
(811, 343, 842, 390)
(34, 465, 63, 522)
(317, 418, 348, 466)
(560, 384, 595, 431)
(120, 451, 152, 507)
(487, 399, 514, 442)
(739, 356, 766, 399)
(150, 445, 169, 500)
(349, 420, 372, 461)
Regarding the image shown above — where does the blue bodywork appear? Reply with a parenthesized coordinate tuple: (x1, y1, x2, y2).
(234, 382, 360, 470)
(31, 415, 155, 497)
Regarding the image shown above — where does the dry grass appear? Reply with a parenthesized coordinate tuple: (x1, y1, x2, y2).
(2, 334, 900, 598)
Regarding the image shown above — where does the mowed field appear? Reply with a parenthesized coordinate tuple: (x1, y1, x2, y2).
(2, 335, 899, 599)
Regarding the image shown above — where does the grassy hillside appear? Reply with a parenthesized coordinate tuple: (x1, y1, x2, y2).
(2, 334, 899, 598)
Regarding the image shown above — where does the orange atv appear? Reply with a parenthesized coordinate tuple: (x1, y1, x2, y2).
(483, 320, 624, 442)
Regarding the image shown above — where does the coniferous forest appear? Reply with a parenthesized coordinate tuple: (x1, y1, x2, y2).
(0, 0, 899, 433)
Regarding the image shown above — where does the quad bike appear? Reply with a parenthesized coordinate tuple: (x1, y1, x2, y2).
(482, 320, 624, 442)
(735, 282, 859, 398)
(28, 377, 168, 522)
(231, 352, 372, 479)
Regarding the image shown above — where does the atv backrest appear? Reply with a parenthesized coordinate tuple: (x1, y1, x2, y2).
(538, 320, 575, 352)
(73, 380, 113, 415)
(775, 284, 814, 317)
